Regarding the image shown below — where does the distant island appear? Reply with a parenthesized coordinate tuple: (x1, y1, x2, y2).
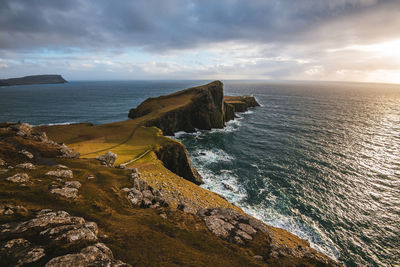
(0, 75, 67, 86)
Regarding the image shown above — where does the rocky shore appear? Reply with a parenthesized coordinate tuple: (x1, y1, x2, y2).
(0, 81, 341, 266)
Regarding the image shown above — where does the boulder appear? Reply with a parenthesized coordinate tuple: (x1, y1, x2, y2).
(9, 123, 32, 137)
(19, 150, 34, 159)
(15, 163, 36, 170)
(5, 173, 29, 183)
(96, 151, 117, 167)
(50, 187, 79, 199)
(46, 169, 73, 179)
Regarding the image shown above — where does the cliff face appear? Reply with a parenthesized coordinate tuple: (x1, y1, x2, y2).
(128, 81, 260, 186)
(0, 75, 67, 86)
(129, 81, 225, 135)
(128, 81, 259, 136)
(155, 141, 203, 185)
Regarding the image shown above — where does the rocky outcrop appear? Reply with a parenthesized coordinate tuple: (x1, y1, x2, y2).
(197, 207, 266, 245)
(198, 207, 340, 266)
(0, 75, 67, 86)
(128, 81, 260, 136)
(129, 81, 226, 135)
(5, 173, 29, 183)
(50, 181, 81, 200)
(155, 141, 203, 185)
(96, 151, 117, 167)
(0, 209, 130, 266)
(223, 95, 260, 112)
(122, 169, 169, 209)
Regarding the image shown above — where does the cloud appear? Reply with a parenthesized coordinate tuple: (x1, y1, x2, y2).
(0, 0, 400, 82)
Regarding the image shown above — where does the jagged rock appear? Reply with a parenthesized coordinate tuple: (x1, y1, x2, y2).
(124, 171, 169, 209)
(46, 169, 73, 179)
(96, 151, 117, 167)
(87, 174, 95, 180)
(0, 159, 6, 167)
(197, 207, 263, 245)
(5, 173, 29, 183)
(15, 163, 36, 170)
(50, 187, 79, 199)
(0, 210, 130, 266)
(58, 144, 80, 159)
(253, 255, 263, 261)
(19, 150, 34, 159)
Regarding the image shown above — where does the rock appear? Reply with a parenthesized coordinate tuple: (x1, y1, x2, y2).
(0, 210, 132, 266)
(0, 238, 46, 266)
(96, 151, 117, 167)
(197, 207, 262, 245)
(10, 123, 32, 137)
(124, 173, 169, 209)
(50, 187, 79, 199)
(6, 173, 29, 183)
(87, 174, 95, 180)
(3, 209, 14, 215)
(0, 209, 129, 266)
(0, 159, 6, 167)
(46, 169, 73, 179)
(58, 144, 80, 159)
(15, 162, 36, 170)
(64, 181, 82, 189)
(19, 150, 34, 159)
(156, 142, 203, 185)
(45, 242, 131, 267)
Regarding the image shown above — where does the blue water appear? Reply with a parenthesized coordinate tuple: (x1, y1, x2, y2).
(1, 80, 399, 266)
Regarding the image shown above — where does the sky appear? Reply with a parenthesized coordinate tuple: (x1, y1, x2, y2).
(1, 0, 400, 83)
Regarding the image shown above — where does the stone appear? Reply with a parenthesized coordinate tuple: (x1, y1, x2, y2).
(59, 144, 80, 159)
(0, 209, 129, 266)
(19, 150, 34, 159)
(95, 151, 117, 167)
(87, 174, 95, 180)
(64, 181, 82, 189)
(10, 123, 32, 137)
(6, 173, 29, 183)
(0, 238, 45, 266)
(0, 158, 5, 166)
(197, 207, 261, 244)
(15, 163, 36, 170)
(46, 169, 73, 179)
(50, 187, 79, 199)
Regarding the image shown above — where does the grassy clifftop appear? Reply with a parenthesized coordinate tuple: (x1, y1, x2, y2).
(0, 82, 340, 266)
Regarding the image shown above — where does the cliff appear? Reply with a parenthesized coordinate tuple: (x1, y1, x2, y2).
(0, 75, 67, 86)
(128, 81, 260, 136)
(0, 82, 341, 266)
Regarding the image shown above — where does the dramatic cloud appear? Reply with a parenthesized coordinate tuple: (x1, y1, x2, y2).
(1, 0, 400, 82)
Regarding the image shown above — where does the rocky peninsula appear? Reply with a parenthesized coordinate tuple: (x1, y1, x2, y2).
(0, 75, 67, 86)
(0, 81, 340, 266)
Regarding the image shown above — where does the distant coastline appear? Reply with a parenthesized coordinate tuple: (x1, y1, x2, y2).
(0, 74, 67, 86)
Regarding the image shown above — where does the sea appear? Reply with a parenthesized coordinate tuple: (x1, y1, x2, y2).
(0, 80, 399, 266)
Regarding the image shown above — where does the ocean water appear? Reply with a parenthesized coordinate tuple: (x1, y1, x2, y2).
(1, 80, 399, 266)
